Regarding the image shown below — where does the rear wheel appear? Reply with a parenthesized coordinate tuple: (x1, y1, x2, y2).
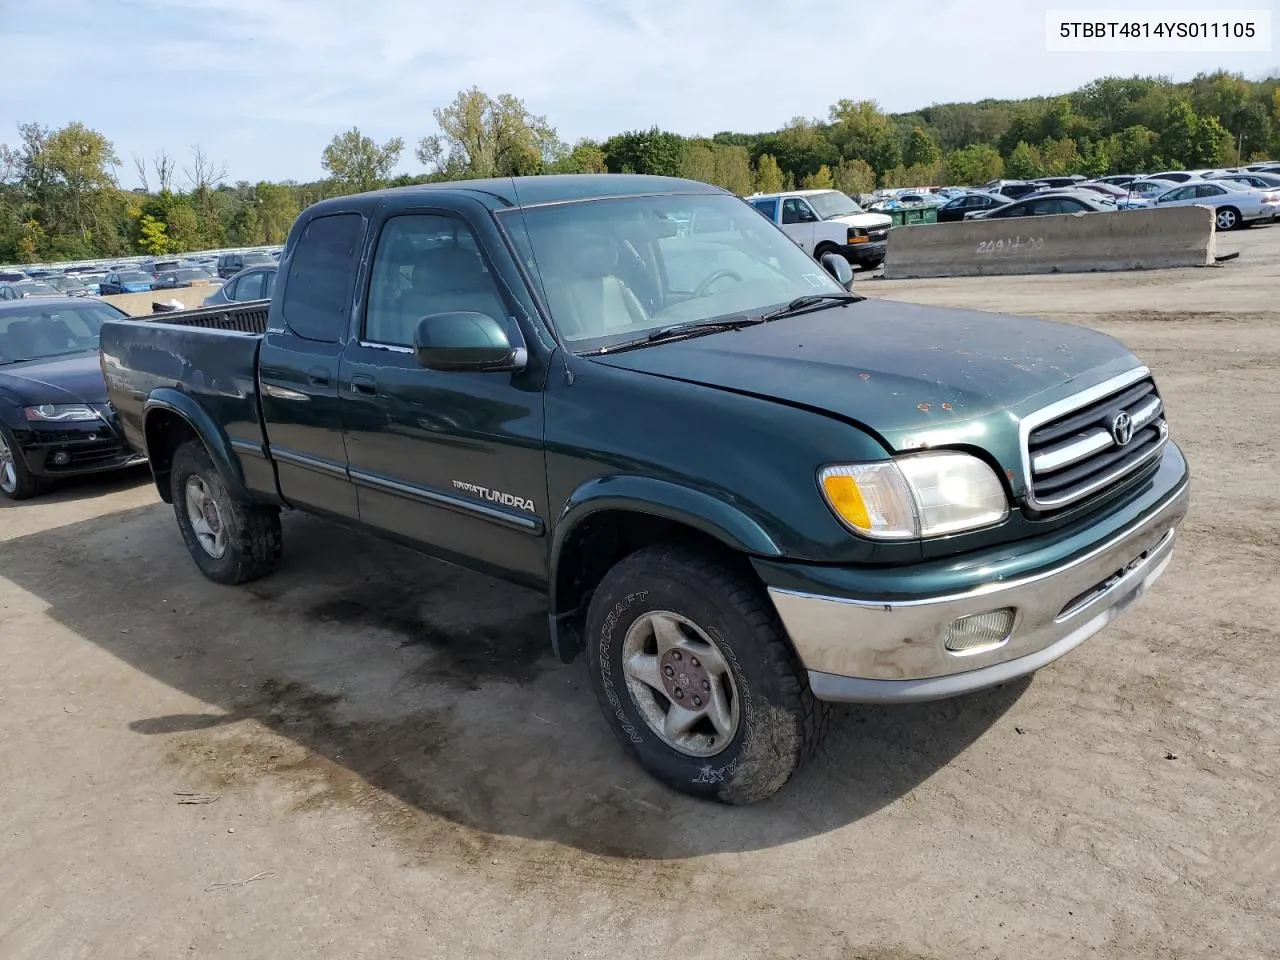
(0, 424, 42, 501)
(585, 543, 827, 804)
(1216, 207, 1242, 231)
(169, 440, 281, 584)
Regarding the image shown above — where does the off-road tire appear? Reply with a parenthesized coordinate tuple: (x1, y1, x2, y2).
(170, 440, 281, 585)
(0, 423, 42, 501)
(585, 543, 828, 804)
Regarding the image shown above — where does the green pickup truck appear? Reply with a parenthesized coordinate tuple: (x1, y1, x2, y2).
(99, 174, 1189, 804)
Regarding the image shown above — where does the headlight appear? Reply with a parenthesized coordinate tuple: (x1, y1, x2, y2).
(24, 404, 99, 422)
(819, 451, 1009, 539)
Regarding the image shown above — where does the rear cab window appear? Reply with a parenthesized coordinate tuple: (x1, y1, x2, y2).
(279, 213, 364, 342)
(750, 198, 779, 221)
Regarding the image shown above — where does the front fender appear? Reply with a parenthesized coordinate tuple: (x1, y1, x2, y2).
(552, 473, 784, 565)
(143, 387, 249, 502)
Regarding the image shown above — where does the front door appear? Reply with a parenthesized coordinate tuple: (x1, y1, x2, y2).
(781, 197, 818, 253)
(339, 210, 547, 585)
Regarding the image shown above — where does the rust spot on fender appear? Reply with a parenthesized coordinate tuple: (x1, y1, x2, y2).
(941, 402, 953, 411)
(917, 402, 930, 412)
(858, 372, 871, 380)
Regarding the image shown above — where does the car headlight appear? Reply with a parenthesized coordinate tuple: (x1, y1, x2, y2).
(24, 403, 99, 422)
(819, 451, 1009, 539)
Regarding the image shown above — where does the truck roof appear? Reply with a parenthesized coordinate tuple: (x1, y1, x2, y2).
(746, 189, 842, 200)
(309, 174, 726, 215)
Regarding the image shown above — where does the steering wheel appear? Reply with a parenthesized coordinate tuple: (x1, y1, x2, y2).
(693, 269, 744, 299)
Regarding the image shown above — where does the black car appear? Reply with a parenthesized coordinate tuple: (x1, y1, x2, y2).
(971, 192, 1115, 220)
(1209, 172, 1280, 190)
(937, 192, 1013, 222)
(153, 267, 217, 290)
(216, 250, 276, 279)
(0, 297, 147, 499)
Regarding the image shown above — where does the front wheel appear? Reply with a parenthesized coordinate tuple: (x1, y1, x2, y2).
(585, 544, 827, 804)
(1216, 207, 1241, 231)
(169, 440, 282, 584)
(0, 424, 42, 501)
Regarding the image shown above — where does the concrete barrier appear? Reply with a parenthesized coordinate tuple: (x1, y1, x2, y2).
(882, 205, 1216, 279)
(102, 284, 215, 316)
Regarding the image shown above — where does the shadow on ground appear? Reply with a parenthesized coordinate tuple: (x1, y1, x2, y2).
(0, 464, 151, 509)
(1, 502, 1025, 859)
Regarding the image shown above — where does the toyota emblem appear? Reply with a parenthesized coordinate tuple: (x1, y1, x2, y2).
(1110, 410, 1134, 446)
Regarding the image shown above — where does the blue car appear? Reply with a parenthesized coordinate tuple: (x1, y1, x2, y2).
(99, 270, 154, 295)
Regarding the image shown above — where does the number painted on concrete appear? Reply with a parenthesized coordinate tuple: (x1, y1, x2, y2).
(976, 236, 1045, 255)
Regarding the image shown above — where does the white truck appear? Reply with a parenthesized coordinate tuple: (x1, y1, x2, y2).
(747, 189, 893, 270)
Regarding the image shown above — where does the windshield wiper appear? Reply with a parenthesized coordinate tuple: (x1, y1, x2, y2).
(760, 292, 863, 322)
(592, 315, 762, 355)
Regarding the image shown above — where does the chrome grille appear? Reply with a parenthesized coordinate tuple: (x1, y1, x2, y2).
(1023, 370, 1169, 512)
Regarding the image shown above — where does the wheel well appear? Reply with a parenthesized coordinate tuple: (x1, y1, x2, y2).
(553, 509, 750, 627)
(814, 241, 838, 256)
(144, 410, 199, 503)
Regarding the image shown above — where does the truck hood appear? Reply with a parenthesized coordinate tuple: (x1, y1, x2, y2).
(826, 212, 892, 230)
(589, 299, 1142, 491)
(0, 350, 108, 406)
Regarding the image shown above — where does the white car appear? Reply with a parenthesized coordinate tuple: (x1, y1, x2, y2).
(1152, 180, 1280, 230)
(746, 190, 893, 269)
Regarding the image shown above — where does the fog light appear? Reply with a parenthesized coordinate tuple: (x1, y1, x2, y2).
(944, 609, 1015, 655)
(51, 450, 71, 466)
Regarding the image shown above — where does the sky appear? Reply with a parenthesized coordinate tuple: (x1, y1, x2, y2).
(1, 0, 1276, 187)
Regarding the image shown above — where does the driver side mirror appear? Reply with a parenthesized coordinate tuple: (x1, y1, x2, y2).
(820, 252, 854, 290)
(413, 312, 526, 373)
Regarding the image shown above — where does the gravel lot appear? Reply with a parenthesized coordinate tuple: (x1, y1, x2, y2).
(2, 227, 1277, 960)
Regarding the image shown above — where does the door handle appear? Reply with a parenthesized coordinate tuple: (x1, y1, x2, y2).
(307, 367, 331, 387)
(349, 374, 377, 396)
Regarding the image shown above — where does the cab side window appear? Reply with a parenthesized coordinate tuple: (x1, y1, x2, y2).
(363, 214, 507, 348)
(782, 198, 815, 224)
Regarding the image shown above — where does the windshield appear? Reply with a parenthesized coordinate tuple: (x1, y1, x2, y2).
(241, 252, 274, 266)
(502, 192, 846, 351)
(0, 301, 125, 363)
(117, 271, 152, 283)
(805, 191, 864, 219)
(11, 281, 59, 296)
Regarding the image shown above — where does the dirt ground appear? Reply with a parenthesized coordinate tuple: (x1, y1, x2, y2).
(2, 227, 1277, 960)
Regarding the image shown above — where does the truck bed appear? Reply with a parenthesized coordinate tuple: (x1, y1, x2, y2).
(99, 301, 272, 485)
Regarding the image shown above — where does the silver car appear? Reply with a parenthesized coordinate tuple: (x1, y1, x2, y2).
(1152, 180, 1280, 230)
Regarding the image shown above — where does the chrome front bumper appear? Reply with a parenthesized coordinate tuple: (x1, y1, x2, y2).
(768, 480, 1189, 704)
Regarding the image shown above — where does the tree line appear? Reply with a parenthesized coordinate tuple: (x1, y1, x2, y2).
(2, 70, 1277, 264)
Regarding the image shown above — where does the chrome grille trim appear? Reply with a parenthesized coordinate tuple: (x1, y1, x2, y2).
(1020, 367, 1169, 512)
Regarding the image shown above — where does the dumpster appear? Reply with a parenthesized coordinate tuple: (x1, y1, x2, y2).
(887, 206, 939, 226)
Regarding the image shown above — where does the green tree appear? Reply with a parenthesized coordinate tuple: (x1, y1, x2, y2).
(549, 139, 608, 174)
(321, 127, 404, 193)
(832, 158, 875, 195)
(1040, 138, 1080, 176)
(828, 99, 901, 174)
(165, 205, 201, 251)
(1191, 115, 1232, 166)
(753, 117, 838, 181)
(801, 164, 834, 189)
(1005, 141, 1044, 179)
(753, 153, 785, 192)
(136, 213, 169, 254)
(902, 127, 941, 168)
(944, 144, 1003, 185)
(679, 142, 716, 184)
(602, 127, 685, 176)
(1158, 100, 1199, 167)
(419, 87, 563, 178)
(256, 181, 299, 243)
(1109, 125, 1159, 172)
